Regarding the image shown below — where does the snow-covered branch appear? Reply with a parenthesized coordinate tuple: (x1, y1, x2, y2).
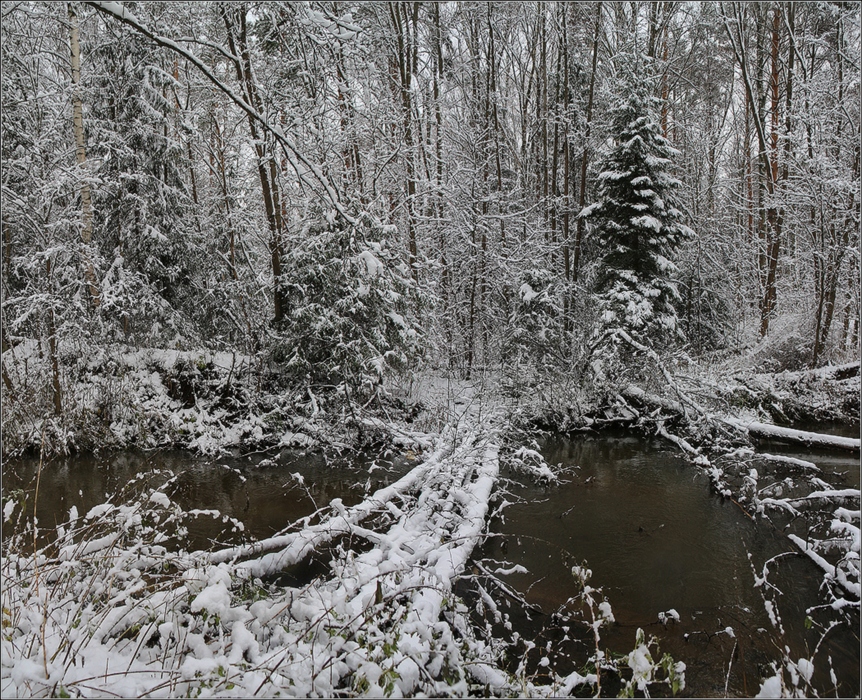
(84, 1, 355, 225)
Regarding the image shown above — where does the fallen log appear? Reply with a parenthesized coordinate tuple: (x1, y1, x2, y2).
(756, 453, 819, 471)
(780, 361, 860, 382)
(622, 385, 685, 416)
(787, 533, 860, 599)
(725, 419, 860, 452)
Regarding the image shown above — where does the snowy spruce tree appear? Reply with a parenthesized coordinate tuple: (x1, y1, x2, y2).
(275, 210, 422, 398)
(586, 71, 692, 348)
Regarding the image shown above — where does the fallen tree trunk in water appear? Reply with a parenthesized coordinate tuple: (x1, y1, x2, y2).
(725, 418, 860, 452)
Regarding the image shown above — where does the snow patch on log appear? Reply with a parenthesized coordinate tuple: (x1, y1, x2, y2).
(725, 418, 860, 452)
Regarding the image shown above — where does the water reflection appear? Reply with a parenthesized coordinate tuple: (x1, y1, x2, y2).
(3, 448, 412, 551)
(478, 434, 859, 697)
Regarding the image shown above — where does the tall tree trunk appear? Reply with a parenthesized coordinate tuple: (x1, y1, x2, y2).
(487, 3, 505, 247)
(213, 115, 238, 281)
(573, 2, 602, 283)
(222, 5, 285, 324)
(812, 17, 850, 366)
(172, 58, 199, 207)
(432, 3, 453, 365)
(330, 6, 364, 203)
(550, 61, 560, 268)
(724, 2, 782, 336)
(760, 3, 782, 337)
(1, 324, 16, 399)
(744, 74, 754, 241)
(44, 257, 63, 416)
(48, 308, 63, 416)
(389, 2, 420, 279)
(68, 2, 100, 307)
(660, 6, 670, 136)
(561, 3, 571, 282)
(540, 9, 549, 235)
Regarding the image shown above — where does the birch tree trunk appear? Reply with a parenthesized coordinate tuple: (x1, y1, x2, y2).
(68, 2, 100, 306)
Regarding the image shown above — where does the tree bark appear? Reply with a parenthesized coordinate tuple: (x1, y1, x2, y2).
(723, 3, 782, 336)
(389, 1, 420, 279)
(573, 2, 602, 284)
(561, 3, 570, 282)
(68, 2, 100, 307)
(759, 3, 782, 338)
(222, 5, 285, 324)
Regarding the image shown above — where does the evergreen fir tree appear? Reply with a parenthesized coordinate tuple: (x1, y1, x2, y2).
(276, 210, 422, 395)
(87, 19, 199, 341)
(586, 71, 692, 345)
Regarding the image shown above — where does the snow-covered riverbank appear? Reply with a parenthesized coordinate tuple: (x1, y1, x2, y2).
(2, 344, 858, 697)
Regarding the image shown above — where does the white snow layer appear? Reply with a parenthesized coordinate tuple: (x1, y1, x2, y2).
(3, 420, 590, 697)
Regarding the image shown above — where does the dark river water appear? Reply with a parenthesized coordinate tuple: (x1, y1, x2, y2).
(479, 433, 860, 697)
(3, 434, 859, 697)
(2, 448, 413, 551)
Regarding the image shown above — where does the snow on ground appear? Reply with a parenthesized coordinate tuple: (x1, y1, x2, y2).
(1, 390, 597, 697)
(3, 343, 857, 696)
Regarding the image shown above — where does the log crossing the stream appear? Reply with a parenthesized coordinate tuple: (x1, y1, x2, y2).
(203, 413, 583, 695)
(726, 418, 861, 452)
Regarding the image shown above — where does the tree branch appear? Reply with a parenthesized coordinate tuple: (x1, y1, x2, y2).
(84, 1, 356, 225)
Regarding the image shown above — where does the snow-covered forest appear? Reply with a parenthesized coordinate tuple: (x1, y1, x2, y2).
(1, 1, 859, 697)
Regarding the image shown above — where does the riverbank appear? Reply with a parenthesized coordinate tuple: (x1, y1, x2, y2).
(2, 341, 859, 697)
(3, 337, 858, 462)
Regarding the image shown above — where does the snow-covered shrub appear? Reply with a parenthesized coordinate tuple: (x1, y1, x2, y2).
(750, 322, 814, 372)
(0, 472, 252, 699)
(619, 628, 686, 698)
(501, 268, 602, 423)
(275, 211, 422, 396)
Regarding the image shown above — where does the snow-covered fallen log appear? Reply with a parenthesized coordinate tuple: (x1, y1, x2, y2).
(787, 534, 860, 599)
(360, 416, 436, 451)
(784, 488, 861, 507)
(726, 419, 860, 452)
(623, 385, 686, 416)
(208, 437, 453, 568)
(657, 425, 700, 458)
(780, 361, 860, 382)
(757, 453, 820, 471)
